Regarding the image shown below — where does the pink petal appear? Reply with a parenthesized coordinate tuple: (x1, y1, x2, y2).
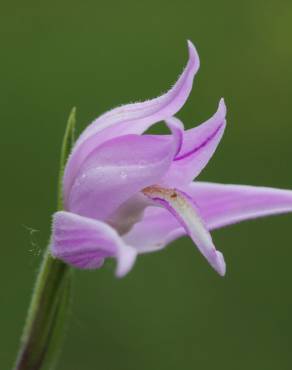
(162, 99, 226, 186)
(165, 116, 184, 157)
(68, 134, 176, 220)
(187, 182, 292, 230)
(123, 206, 184, 253)
(64, 41, 200, 202)
(124, 182, 292, 255)
(142, 186, 226, 276)
(106, 193, 151, 236)
(51, 211, 137, 277)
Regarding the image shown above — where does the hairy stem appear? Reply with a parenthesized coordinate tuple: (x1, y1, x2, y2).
(13, 108, 76, 370)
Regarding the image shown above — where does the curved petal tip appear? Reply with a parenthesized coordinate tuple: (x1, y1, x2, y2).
(187, 40, 200, 72)
(116, 245, 137, 278)
(142, 185, 226, 276)
(210, 250, 226, 276)
(218, 98, 227, 117)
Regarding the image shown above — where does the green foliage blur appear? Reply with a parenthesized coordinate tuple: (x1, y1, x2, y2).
(2, 0, 292, 369)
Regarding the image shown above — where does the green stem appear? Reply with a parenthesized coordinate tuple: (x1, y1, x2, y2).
(13, 253, 70, 370)
(13, 108, 76, 370)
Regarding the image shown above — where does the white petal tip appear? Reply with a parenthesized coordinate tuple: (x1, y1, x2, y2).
(212, 250, 226, 276)
(218, 98, 227, 116)
(115, 245, 137, 278)
(187, 39, 196, 52)
(219, 97, 226, 107)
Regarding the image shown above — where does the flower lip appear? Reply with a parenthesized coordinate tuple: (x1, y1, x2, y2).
(142, 185, 226, 276)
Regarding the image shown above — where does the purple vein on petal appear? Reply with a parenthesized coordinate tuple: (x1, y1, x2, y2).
(174, 122, 225, 161)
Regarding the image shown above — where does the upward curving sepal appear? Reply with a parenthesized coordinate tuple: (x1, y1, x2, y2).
(162, 99, 226, 186)
(63, 41, 200, 203)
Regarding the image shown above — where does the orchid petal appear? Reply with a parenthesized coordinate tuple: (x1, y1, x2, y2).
(165, 116, 184, 157)
(162, 99, 226, 186)
(142, 186, 226, 276)
(187, 182, 292, 230)
(50, 211, 137, 277)
(122, 207, 184, 253)
(64, 41, 200, 201)
(107, 193, 149, 235)
(124, 182, 292, 254)
(68, 134, 176, 220)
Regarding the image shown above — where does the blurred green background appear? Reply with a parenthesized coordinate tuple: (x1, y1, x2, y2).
(2, 0, 292, 369)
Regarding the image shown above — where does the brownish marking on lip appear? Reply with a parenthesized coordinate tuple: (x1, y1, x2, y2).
(143, 185, 176, 197)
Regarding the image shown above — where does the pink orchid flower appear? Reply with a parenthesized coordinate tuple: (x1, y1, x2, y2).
(50, 41, 292, 277)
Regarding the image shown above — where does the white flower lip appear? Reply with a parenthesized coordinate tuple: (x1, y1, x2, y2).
(142, 185, 226, 276)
